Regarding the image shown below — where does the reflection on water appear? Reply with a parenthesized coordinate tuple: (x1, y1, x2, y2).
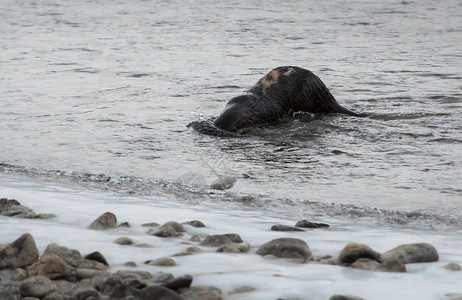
(0, 0, 461, 220)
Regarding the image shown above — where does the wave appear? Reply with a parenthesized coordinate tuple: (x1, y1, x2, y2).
(1, 162, 462, 231)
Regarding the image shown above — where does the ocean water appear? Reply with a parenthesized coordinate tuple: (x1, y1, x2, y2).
(1, 0, 462, 299)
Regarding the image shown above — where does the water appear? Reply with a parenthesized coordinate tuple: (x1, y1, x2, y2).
(1, 0, 462, 298)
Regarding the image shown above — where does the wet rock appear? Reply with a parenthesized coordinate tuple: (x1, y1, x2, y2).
(201, 235, 232, 247)
(350, 258, 406, 272)
(271, 224, 304, 232)
(186, 246, 203, 253)
(0, 281, 21, 300)
(75, 259, 108, 271)
(222, 233, 243, 243)
(316, 255, 339, 265)
(228, 286, 256, 295)
(88, 212, 117, 230)
(446, 293, 462, 300)
(20, 275, 57, 298)
(124, 261, 137, 267)
(256, 238, 313, 262)
(189, 235, 201, 242)
(295, 220, 330, 228)
(179, 286, 223, 300)
(118, 221, 130, 228)
(338, 243, 381, 264)
(74, 268, 111, 280)
(146, 257, 177, 267)
(162, 274, 193, 291)
(172, 252, 193, 257)
(380, 243, 439, 264)
(444, 263, 462, 271)
(142, 285, 185, 300)
(149, 221, 185, 238)
(237, 243, 251, 253)
(28, 254, 70, 279)
(217, 244, 240, 253)
(184, 220, 205, 228)
(142, 222, 160, 228)
(114, 237, 135, 245)
(43, 243, 82, 267)
(84, 251, 109, 267)
(0, 198, 36, 218)
(134, 243, 153, 248)
(151, 272, 175, 284)
(35, 213, 57, 219)
(329, 295, 364, 300)
(210, 176, 236, 190)
(0, 233, 39, 269)
(113, 271, 147, 289)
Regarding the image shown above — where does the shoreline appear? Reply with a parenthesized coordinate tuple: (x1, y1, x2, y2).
(1, 174, 462, 299)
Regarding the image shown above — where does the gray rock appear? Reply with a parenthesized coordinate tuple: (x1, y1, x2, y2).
(84, 251, 109, 267)
(124, 261, 137, 267)
(329, 295, 364, 300)
(118, 221, 130, 228)
(295, 220, 330, 228)
(179, 286, 223, 300)
(256, 238, 313, 262)
(201, 235, 232, 247)
(184, 220, 205, 228)
(44, 243, 82, 267)
(110, 271, 147, 289)
(444, 263, 462, 271)
(210, 176, 236, 190)
(114, 237, 135, 246)
(151, 272, 175, 284)
(271, 225, 305, 232)
(338, 243, 381, 264)
(350, 258, 406, 272)
(446, 293, 462, 300)
(162, 274, 193, 291)
(146, 257, 177, 267)
(141, 222, 160, 228)
(222, 233, 243, 243)
(380, 243, 439, 264)
(0, 233, 39, 269)
(75, 259, 108, 271)
(74, 268, 111, 280)
(35, 213, 57, 219)
(149, 221, 185, 238)
(217, 244, 240, 253)
(28, 254, 70, 279)
(20, 275, 57, 298)
(88, 212, 117, 230)
(0, 280, 21, 300)
(12, 267, 28, 281)
(189, 235, 201, 242)
(74, 288, 101, 300)
(0, 198, 36, 218)
(228, 286, 256, 295)
(142, 285, 185, 300)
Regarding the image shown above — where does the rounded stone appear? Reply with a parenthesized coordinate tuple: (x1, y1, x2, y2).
(146, 257, 177, 267)
(88, 212, 117, 230)
(338, 243, 381, 264)
(20, 275, 56, 298)
(380, 243, 439, 264)
(256, 238, 313, 261)
(0, 233, 39, 269)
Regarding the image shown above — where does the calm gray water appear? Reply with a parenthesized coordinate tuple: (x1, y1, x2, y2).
(1, 0, 461, 224)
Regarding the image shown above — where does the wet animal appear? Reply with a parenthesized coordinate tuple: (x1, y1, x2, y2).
(189, 66, 365, 136)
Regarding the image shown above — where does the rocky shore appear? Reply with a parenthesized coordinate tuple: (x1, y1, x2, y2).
(1, 198, 461, 300)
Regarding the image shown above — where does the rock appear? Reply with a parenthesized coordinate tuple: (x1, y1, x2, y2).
(75, 259, 108, 271)
(228, 286, 256, 295)
(446, 293, 462, 300)
(106, 284, 141, 299)
(35, 213, 57, 219)
(146, 257, 177, 267)
(142, 222, 160, 227)
(329, 295, 364, 300)
(179, 286, 223, 300)
(74, 268, 111, 280)
(295, 220, 330, 228)
(84, 251, 109, 267)
(142, 285, 185, 300)
(114, 237, 135, 245)
(186, 246, 203, 253)
(28, 254, 70, 279)
(118, 221, 130, 228)
(162, 274, 193, 291)
(12, 267, 28, 281)
(217, 244, 240, 253)
(149, 221, 185, 238)
(134, 243, 153, 248)
(113, 271, 147, 289)
(88, 212, 117, 230)
(0, 233, 39, 269)
(74, 288, 101, 300)
(151, 272, 175, 284)
(43, 243, 82, 267)
(201, 235, 232, 247)
(124, 261, 137, 267)
(338, 243, 381, 265)
(256, 238, 313, 262)
(184, 220, 205, 228)
(222, 233, 243, 243)
(20, 275, 57, 298)
(316, 255, 339, 265)
(444, 263, 462, 271)
(210, 176, 236, 190)
(237, 243, 251, 253)
(271, 225, 304, 232)
(0, 281, 21, 300)
(350, 258, 406, 272)
(0, 198, 36, 218)
(380, 243, 439, 264)
(189, 235, 201, 242)
(172, 252, 193, 257)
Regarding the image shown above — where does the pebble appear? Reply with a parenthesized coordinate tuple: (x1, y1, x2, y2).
(338, 243, 381, 264)
(88, 212, 117, 230)
(148, 221, 185, 238)
(271, 224, 305, 232)
(185, 220, 206, 228)
(201, 235, 233, 247)
(114, 237, 135, 245)
(146, 257, 177, 267)
(444, 263, 462, 271)
(256, 238, 313, 262)
(295, 220, 330, 228)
